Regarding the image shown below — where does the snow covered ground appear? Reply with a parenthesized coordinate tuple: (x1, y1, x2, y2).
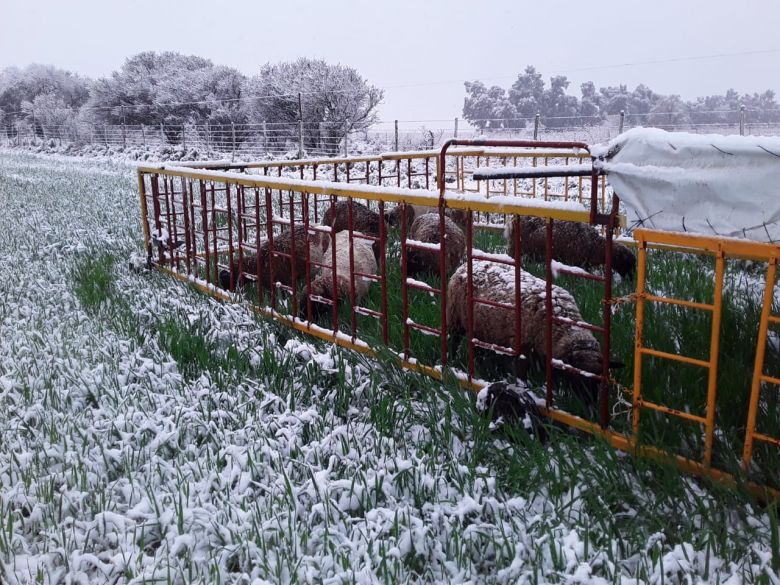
(0, 151, 776, 583)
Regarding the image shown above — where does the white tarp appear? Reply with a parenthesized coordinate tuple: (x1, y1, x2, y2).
(592, 128, 780, 243)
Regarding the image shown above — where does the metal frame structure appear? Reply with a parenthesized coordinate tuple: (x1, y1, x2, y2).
(137, 143, 780, 502)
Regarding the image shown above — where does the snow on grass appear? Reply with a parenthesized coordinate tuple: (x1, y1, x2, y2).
(0, 151, 777, 584)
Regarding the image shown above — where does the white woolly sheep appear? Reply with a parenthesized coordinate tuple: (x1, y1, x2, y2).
(300, 230, 378, 319)
(406, 213, 466, 277)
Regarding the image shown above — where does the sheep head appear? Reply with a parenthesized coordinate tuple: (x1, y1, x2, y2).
(613, 244, 637, 279)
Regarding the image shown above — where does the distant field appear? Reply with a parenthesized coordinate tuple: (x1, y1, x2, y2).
(0, 151, 776, 584)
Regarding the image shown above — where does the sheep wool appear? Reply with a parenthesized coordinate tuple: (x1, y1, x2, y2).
(322, 201, 386, 237)
(505, 216, 636, 279)
(301, 230, 378, 316)
(219, 225, 329, 291)
(388, 204, 468, 230)
(406, 213, 466, 277)
(447, 260, 603, 375)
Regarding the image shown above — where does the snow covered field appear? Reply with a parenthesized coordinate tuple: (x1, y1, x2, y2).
(0, 151, 776, 583)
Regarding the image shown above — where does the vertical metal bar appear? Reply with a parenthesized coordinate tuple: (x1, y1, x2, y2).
(513, 214, 523, 363)
(407, 159, 412, 189)
(589, 167, 598, 224)
(199, 181, 210, 284)
(303, 193, 312, 322)
(600, 195, 617, 428)
(162, 177, 176, 269)
(180, 178, 193, 275)
(396, 160, 400, 188)
(348, 199, 357, 340)
(137, 170, 150, 253)
(210, 182, 218, 282)
(150, 174, 164, 266)
(545, 218, 554, 407)
(401, 203, 410, 358)
(329, 196, 338, 332)
(425, 157, 430, 190)
(313, 164, 319, 222)
(255, 188, 263, 303)
(346, 161, 351, 183)
(631, 239, 649, 441)
(226, 183, 235, 291)
(564, 157, 570, 201)
(379, 200, 389, 345)
(289, 192, 298, 318)
(466, 211, 475, 379)
(378, 160, 384, 187)
(189, 179, 198, 276)
(742, 258, 778, 468)
(703, 250, 725, 466)
(237, 185, 246, 291)
(265, 188, 276, 310)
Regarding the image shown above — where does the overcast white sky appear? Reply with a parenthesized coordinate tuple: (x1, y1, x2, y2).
(2, 0, 778, 124)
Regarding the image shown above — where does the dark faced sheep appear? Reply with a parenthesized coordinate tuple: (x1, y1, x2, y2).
(322, 201, 387, 237)
(300, 230, 378, 320)
(505, 216, 636, 279)
(388, 204, 468, 231)
(447, 260, 608, 387)
(219, 225, 329, 292)
(406, 213, 466, 278)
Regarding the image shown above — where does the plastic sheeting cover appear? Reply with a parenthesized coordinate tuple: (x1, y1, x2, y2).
(592, 128, 780, 243)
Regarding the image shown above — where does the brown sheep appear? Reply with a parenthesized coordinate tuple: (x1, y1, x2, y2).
(505, 216, 636, 279)
(447, 260, 607, 381)
(322, 200, 387, 237)
(406, 213, 466, 278)
(388, 204, 468, 230)
(219, 225, 329, 292)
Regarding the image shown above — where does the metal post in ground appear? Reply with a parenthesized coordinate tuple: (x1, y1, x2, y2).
(205, 124, 210, 154)
(619, 110, 625, 134)
(121, 105, 127, 148)
(394, 120, 399, 151)
(740, 104, 746, 136)
(160, 122, 165, 144)
(182, 125, 186, 150)
(103, 125, 108, 147)
(141, 124, 146, 147)
(534, 113, 540, 140)
(298, 92, 304, 158)
(262, 120, 267, 153)
(454, 117, 458, 138)
(31, 106, 36, 146)
(231, 122, 237, 161)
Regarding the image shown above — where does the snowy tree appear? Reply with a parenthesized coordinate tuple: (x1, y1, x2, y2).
(463, 82, 522, 129)
(245, 58, 382, 154)
(21, 93, 76, 139)
(647, 95, 690, 128)
(540, 75, 580, 128)
(508, 66, 545, 120)
(578, 81, 603, 125)
(84, 52, 247, 143)
(0, 64, 89, 136)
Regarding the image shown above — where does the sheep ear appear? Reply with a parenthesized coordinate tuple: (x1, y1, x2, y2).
(609, 359, 625, 369)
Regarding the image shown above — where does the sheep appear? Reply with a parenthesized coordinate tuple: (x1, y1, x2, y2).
(321, 200, 387, 237)
(504, 216, 636, 279)
(447, 260, 609, 387)
(300, 230, 378, 320)
(218, 225, 329, 292)
(388, 204, 468, 230)
(406, 212, 466, 278)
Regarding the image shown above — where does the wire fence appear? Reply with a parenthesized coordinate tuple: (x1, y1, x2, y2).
(3, 110, 780, 159)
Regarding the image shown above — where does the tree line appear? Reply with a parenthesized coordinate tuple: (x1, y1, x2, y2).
(0, 53, 383, 153)
(463, 65, 780, 129)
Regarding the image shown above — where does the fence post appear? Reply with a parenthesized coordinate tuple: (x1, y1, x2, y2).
(619, 110, 625, 134)
(533, 113, 540, 140)
(31, 106, 36, 146)
(182, 124, 186, 150)
(262, 121, 267, 152)
(141, 124, 146, 147)
(103, 125, 108, 147)
(394, 119, 399, 152)
(740, 104, 746, 136)
(121, 105, 127, 148)
(205, 124, 210, 154)
(298, 92, 304, 159)
(231, 122, 237, 160)
(160, 122, 165, 144)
